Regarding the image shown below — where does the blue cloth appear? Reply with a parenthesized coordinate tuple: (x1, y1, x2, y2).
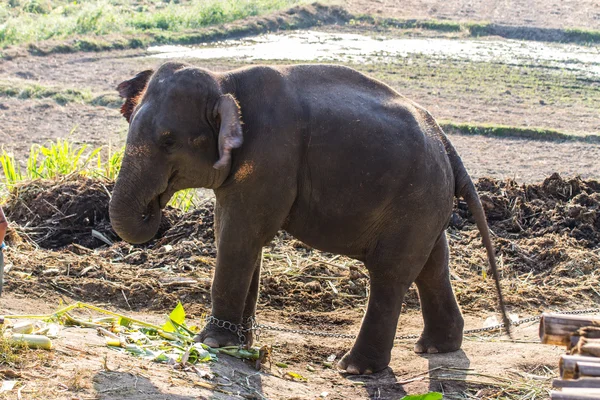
(0, 242, 5, 250)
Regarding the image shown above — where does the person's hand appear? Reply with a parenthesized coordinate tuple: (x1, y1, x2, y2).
(0, 207, 7, 246)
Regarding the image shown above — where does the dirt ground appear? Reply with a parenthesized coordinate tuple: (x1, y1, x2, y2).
(1, 1, 600, 399)
(342, 0, 600, 30)
(0, 294, 568, 400)
(2, 45, 600, 182)
(1, 174, 599, 398)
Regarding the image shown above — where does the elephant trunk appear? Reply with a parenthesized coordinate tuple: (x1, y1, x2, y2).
(109, 162, 165, 244)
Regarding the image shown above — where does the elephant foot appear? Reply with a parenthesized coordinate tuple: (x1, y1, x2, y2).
(414, 328, 463, 354)
(194, 322, 253, 348)
(337, 349, 390, 375)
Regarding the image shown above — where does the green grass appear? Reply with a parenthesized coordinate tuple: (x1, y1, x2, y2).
(0, 139, 200, 211)
(440, 122, 600, 143)
(0, 0, 303, 48)
(354, 15, 600, 44)
(0, 79, 121, 106)
(0, 138, 120, 185)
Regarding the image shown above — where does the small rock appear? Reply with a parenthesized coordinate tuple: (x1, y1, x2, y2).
(42, 268, 60, 276)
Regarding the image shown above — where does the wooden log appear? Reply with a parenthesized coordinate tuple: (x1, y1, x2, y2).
(540, 314, 600, 345)
(551, 391, 600, 400)
(569, 327, 600, 350)
(553, 377, 600, 388)
(562, 389, 600, 394)
(561, 355, 600, 379)
(573, 338, 600, 357)
(561, 356, 600, 379)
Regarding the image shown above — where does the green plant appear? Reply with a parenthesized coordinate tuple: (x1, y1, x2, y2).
(0, 0, 304, 48)
(0, 139, 202, 210)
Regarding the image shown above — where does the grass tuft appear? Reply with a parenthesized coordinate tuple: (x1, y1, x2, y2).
(0, 79, 120, 107)
(440, 122, 600, 143)
(0, 139, 201, 211)
(354, 15, 600, 44)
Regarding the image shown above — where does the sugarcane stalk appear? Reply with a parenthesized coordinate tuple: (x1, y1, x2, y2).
(4, 302, 195, 344)
(8, 334, 52, 350)
(561, 355, 600, 379)
(539, 314, 600, 345)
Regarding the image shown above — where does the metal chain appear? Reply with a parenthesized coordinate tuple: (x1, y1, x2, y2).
(205, 315, 252, 344)
(257, 307, 600, 341)
(206, 308, 600, 344)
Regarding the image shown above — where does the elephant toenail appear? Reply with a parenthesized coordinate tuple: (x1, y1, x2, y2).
(346, 365, 361, 375)
(427, 347, 439, 354)
(203, 337, 219, 348)
(414, 343, 426, 353)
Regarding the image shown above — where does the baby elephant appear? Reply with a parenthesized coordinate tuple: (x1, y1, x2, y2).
(110, 62, 508, 374)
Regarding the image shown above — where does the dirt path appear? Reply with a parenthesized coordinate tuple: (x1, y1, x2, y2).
(0, 294, 567, 399)
(1, 45, 600, 182)
(342, 0, 600, 30)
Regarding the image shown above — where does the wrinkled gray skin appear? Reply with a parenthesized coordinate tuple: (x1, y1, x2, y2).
(110, 62, 509, 375)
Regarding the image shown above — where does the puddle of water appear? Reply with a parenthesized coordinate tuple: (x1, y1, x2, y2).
(148, 30, 600, 76)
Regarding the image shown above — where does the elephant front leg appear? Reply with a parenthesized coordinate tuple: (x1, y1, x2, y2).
(195, 241, 262, 348)
(241, 253, 262, 346)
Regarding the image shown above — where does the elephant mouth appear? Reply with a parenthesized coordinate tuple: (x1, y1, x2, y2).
(142, 196, 161, 222)
(157, 170, 179, 209)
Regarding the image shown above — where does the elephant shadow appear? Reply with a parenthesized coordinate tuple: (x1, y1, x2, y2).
(343, 350, 470, 399)
(93, 356, 266, 400)
(93, 371, 197, 400)
(422, 349, 471, 394)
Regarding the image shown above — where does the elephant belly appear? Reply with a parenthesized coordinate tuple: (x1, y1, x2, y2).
(283, 166, 453, 261)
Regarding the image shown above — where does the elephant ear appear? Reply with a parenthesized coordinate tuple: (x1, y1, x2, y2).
(116, 69, 154, 123)
(213, 94, 243, 170)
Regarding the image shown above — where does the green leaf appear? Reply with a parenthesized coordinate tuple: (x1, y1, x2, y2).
(162, 302, 186, 333)
(285, 371, 308, 382)
(119, 316, 132, 327)
(185, 344, 214, 364)
(401, 393, 443, 400)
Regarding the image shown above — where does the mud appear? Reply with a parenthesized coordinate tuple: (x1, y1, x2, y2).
(149, 30, 600, 77)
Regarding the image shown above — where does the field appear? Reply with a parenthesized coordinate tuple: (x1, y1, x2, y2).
(1, 1, 600, 399)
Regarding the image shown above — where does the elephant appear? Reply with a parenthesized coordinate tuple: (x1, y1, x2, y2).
(109, 61, 509, 375)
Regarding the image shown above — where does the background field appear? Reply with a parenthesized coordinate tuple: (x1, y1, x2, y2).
(0, 1, 599, 399)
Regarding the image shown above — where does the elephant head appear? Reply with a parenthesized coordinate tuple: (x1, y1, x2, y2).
(109, 62, 243, 244)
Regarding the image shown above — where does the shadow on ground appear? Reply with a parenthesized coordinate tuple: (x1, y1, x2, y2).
(94, 371, 197, 400)
(425, 349, 471, 394)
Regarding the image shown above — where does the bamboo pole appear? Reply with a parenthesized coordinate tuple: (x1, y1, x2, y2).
(540, 314, 600, 345)
(561, 355, 600, 379)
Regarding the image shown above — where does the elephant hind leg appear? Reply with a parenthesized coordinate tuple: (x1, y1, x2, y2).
(414, 232, 464, 354)
(338, 236, 433, 374)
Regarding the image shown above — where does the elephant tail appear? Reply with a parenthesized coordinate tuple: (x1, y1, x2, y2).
(420, 108, 512, 336)
(451, 149, 512, 337)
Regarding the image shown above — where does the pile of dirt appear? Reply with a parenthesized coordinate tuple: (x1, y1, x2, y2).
(453, 172, 600, 248)
(2, 173, 599, 314)
(5, 177, 115, 249)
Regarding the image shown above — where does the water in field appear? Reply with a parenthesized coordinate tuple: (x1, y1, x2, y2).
(148, 30, 600, 76)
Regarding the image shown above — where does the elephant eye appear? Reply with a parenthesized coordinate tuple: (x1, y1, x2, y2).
(159, 131, 176, 149)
